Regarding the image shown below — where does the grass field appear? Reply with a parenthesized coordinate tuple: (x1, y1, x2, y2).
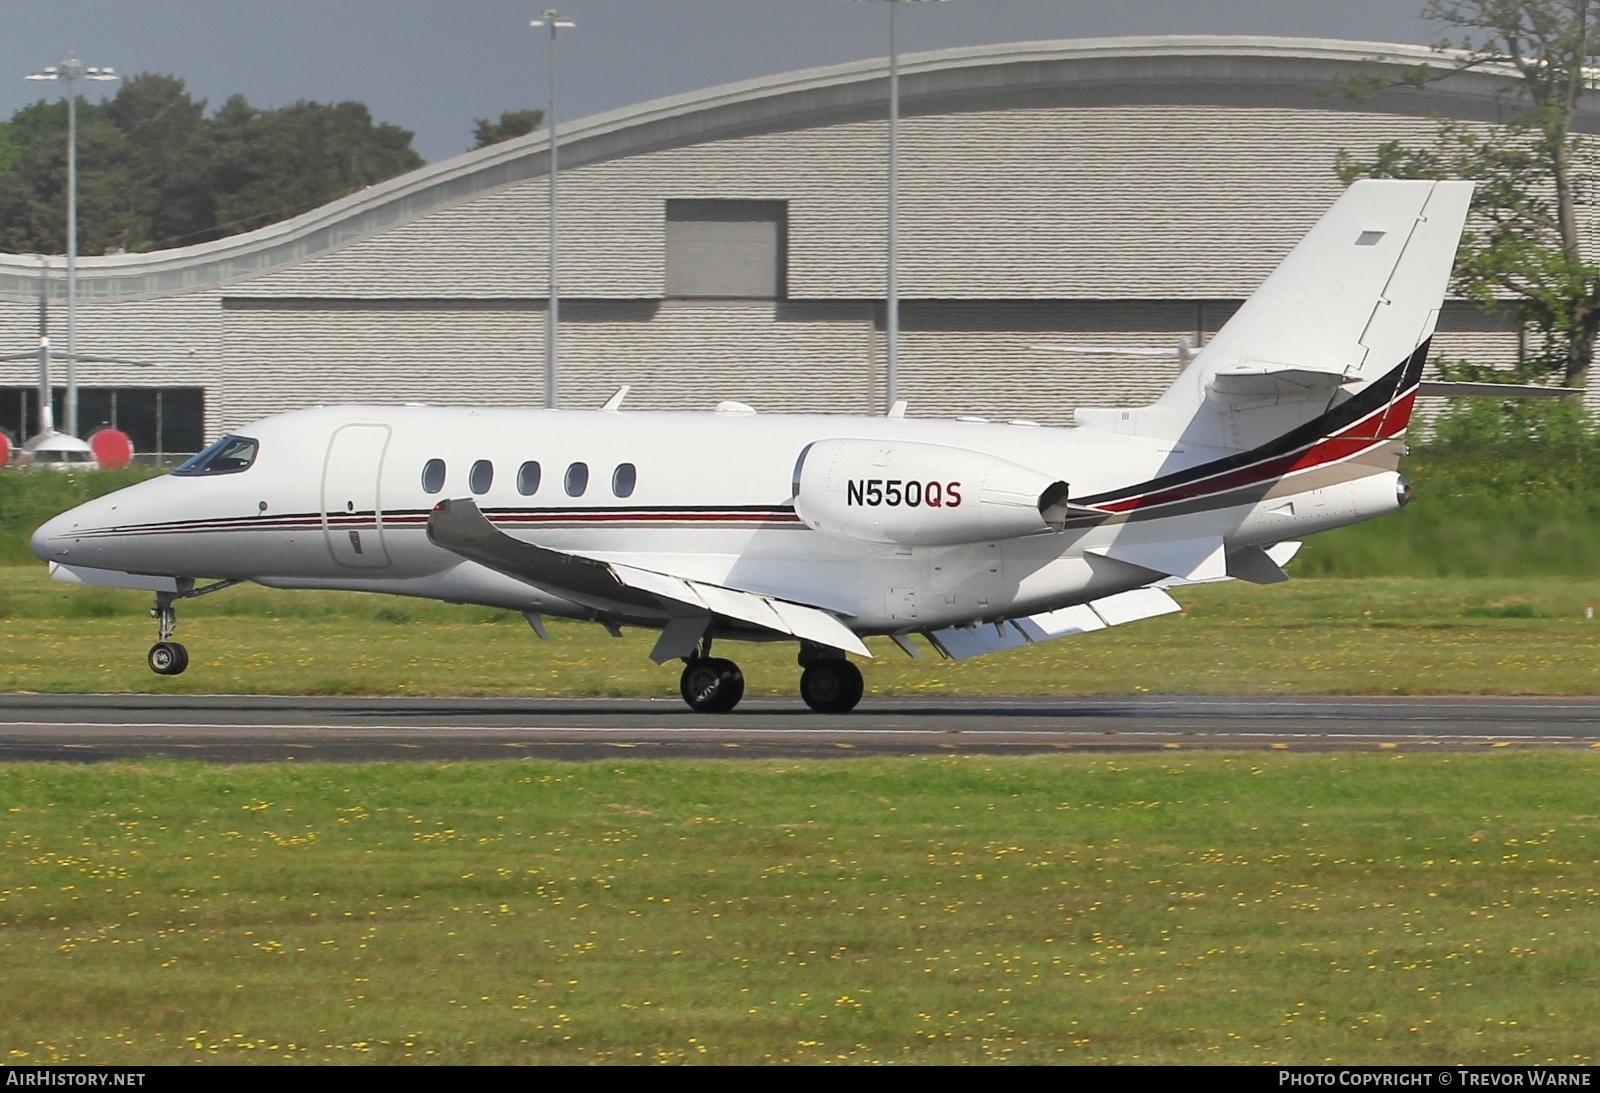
(1, 565, 1597, 697)
(2, 753, 1595, 1065)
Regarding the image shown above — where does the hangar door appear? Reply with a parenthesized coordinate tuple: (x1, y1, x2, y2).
(322, 424, 391, 568)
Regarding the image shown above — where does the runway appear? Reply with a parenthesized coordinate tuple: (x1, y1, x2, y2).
(1, 693, 1598, 761)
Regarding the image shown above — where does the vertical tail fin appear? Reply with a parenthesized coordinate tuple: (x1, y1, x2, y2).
(1078, 179, 1474, 452)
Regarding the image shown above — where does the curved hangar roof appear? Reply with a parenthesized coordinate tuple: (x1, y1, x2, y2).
(0, 35, 1587, 303)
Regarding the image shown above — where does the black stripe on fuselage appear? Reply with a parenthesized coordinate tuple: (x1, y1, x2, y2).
(1073, 341, 1428, 507)
(64, 504, 804, 539)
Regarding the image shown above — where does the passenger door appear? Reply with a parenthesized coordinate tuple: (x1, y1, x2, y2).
(322, 424, 392, 568)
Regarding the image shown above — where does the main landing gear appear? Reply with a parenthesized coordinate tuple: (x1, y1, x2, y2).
(678, 649, 745, 713)
(145, 582, 237, 676)
(798, 645, 863, 714)
(675, 639, 864, 714)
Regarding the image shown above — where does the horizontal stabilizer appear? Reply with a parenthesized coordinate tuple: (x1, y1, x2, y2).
(1418, 381, 1577, 399)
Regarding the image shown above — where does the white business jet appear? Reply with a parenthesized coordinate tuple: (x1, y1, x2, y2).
(31, 180, 1473, 713)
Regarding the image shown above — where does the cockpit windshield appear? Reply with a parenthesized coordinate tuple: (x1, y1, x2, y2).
(171, 434, 259, 477)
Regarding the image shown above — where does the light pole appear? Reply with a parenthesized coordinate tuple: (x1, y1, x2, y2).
(532, 10, 574, 410)
(26, 54, 118, 438)
(849, 1, 945, 413)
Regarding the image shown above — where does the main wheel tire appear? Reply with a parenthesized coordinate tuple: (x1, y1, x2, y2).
(800, 659, 863, 713)
(148, 641, 189, 676)
(679, 657, 744, 713)
(838, 659, 864, 710)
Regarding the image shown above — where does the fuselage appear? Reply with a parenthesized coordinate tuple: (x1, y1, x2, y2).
(31, 402, 1406, 635)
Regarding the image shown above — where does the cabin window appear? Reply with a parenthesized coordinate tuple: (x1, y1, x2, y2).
(469, 459, 494, 495)
(564, 462, 589, 497)
(612, 463, 637, 498)
(421, 458, 446, 494)
(171, 434, 258, 477)
(517, 461, 542, 496)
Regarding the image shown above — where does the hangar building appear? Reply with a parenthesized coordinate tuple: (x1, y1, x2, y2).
(1, 35, 1592, 456)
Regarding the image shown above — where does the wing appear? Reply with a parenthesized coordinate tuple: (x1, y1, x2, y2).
(426, 497, 870, 659)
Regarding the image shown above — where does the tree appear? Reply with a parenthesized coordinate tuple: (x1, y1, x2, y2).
(0, 97, 143, 255)
(103, 73, 212, 249)
(0, 76, 425, 253)
(472, 108, 543, 149)
(0, 122, 17, 175)
(207, 95, 424, 238)
(1336, 1, 1600, 390)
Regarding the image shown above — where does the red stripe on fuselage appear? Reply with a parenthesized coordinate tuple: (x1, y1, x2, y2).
(1094, 389, 1409, 515)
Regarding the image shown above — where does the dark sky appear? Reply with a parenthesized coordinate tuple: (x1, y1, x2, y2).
(1, 1, 1442, 164)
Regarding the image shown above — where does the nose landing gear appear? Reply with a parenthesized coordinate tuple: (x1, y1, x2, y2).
(148, 593, 188, 676)
(145, 581, 238, 676)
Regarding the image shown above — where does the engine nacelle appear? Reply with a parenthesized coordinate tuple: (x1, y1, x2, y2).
(792, 438, 1069, 547)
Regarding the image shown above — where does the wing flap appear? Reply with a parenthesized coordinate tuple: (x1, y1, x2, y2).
(768, 599, 872, 657)
(924, 621, 1029, 660)
(608, 563, 706, 611)
(1012, 604, 1106, 641)
(609, 562, 869, 656)
(1088, 587, 1183, 627)
(690, 580, 791, 633)
(925, 587, 1182, 661)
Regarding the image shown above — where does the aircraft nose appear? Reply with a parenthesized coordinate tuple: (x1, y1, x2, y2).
(31, 509, 78, 562)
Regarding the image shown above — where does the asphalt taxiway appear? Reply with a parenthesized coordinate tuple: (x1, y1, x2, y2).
(0, 693, 1597, 762)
